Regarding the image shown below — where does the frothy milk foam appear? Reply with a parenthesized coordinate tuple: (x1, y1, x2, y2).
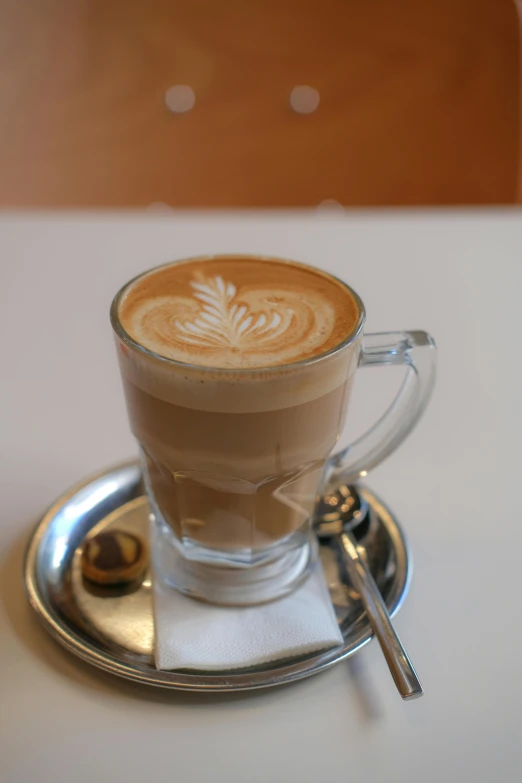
(113, 257, 363, 557)
(118, 256, 359, 370)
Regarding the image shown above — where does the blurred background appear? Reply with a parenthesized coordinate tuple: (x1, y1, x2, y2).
(0, 0, 518, 208)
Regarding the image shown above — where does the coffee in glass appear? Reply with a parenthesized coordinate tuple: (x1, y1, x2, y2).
(111, 255, 435, 604)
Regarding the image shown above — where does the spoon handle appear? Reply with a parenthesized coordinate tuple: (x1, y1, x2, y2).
(339, 531, 423, 700)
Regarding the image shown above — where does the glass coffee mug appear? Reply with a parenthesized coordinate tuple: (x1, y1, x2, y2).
(111, 256, 436, 605)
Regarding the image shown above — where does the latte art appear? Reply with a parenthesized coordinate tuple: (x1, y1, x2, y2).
(117, 256, 360, 369)
(175, 276, 292, 349)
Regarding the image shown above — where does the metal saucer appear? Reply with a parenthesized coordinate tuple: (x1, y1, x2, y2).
(24, 461, 411, 692)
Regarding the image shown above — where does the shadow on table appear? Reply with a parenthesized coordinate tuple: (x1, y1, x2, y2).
(2, 525, 383, 718)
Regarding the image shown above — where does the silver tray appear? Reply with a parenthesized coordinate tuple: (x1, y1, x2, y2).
(24, 461, 411, 692)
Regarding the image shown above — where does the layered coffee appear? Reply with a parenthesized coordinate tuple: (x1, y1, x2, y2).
(113, 256, 363, 557)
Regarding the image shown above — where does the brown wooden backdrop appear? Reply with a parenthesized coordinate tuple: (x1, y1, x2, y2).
(0, 0, 519, 207)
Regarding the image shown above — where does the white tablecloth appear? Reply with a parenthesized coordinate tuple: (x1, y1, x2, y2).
(1, 210, 521, 782)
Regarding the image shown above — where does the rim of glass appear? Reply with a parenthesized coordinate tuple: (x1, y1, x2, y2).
(110, 254, 366, 376)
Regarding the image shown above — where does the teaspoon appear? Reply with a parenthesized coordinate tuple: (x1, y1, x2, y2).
(314, 485, 423, 700)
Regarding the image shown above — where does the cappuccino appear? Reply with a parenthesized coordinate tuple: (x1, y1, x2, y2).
(112, 256, 363, 565)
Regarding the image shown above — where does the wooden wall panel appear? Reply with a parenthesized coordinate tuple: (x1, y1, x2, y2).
(0, 0, 518, 207)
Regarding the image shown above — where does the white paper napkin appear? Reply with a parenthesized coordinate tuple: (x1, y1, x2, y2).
(153, 560, 343, 671)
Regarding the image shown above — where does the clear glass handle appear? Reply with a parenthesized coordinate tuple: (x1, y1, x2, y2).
(323, 330, 437, 493)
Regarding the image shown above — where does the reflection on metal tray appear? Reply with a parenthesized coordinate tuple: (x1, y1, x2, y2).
(24, 461, 411, 692)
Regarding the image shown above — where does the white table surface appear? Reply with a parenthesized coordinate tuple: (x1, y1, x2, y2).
(1, 210, 521, 783)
